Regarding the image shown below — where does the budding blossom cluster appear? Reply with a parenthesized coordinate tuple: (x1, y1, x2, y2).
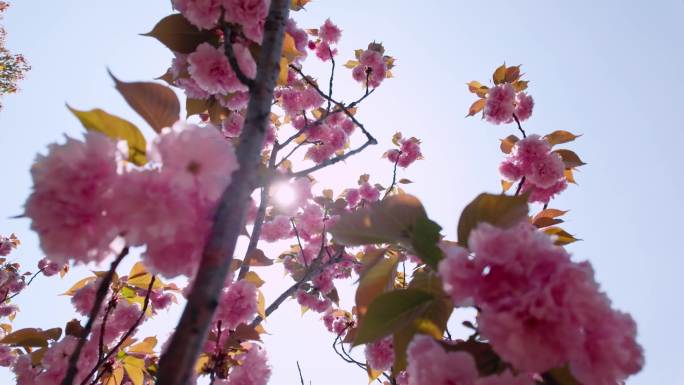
(500, 135, 567, 203)
(437, 222, 643, 385)
(24, 122, 238, 278)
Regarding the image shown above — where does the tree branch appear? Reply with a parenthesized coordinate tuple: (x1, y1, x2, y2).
(249, 248, 343, 328)
(60, 247, 128, 385)
(156, 2, 291, 385)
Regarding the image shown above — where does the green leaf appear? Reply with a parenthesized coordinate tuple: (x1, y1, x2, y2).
(143, 14, 218, 54)
(391, 270, 454, 372)
(67, 105, 147, 166)
(410, 217, 443, 269)
(353, 288, 434, 346)
(457, 193, 529, 247)
(329, 194, 427, 246)
(110, 72, 180, 134)
(121, 286, 137, 299)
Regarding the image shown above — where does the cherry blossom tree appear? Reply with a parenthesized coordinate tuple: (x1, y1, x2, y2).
(0, 1, 643, 385)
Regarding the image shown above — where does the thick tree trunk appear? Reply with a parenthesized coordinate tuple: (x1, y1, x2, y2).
(156, 2, 290, 384)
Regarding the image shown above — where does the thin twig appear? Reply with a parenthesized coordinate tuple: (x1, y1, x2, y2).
(289, 64, 376, 143)
(290, 139, 375, 178)
(7, 267, 45, 301)
(290, 218, 308, 268)
(383, 153, 401, 200)
(297, 361, 305, 385)
(512, 113, 526, 138)
(222, 23, 255, 89)
(514, 176, 526, 196)
(249, 248, 344, 328)
(60, 247, 129, 385)
(326, 46, 335, 113)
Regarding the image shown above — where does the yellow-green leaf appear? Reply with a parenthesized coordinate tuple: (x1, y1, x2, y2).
(128, 336, 157, 355)
(544, 227, 580, 245)
(245, 271, 265, 288)
(123, 356, 145, 385)
(257, 289, 266, 319)
(353, 289, 434, 346)
(0, 327, 62, 348)
(329, 194, 428, 246)
(67, 105, 147, 166)
(544, 130, 581, 146)
(457, 193, 529, 247)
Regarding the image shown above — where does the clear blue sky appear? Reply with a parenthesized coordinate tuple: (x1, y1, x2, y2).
(1, 1, 683, 384)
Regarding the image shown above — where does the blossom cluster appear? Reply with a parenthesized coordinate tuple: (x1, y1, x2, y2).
(437, 222, 643, 385)
(384, 132, 423, 168)
(499, 135, 567, 203)
(484, 83, 533, 125)
(407, 335, 534, 385)
(24, 122, 238, 278)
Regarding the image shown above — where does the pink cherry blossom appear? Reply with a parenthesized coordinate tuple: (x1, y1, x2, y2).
(223, 0, 270, 44)
(514, 93, 534, 122)
(0, 344, 15, 367)
(25, 132, 120, 265)
(227, 345, 271, 385)
(365, 337, 394, 372)
(315, 41, 337, 61)
(407, 335, 478, 385)
(152, 121, 239, 202)
(172, 0, 222, 30)
(484, 84, 515, 124)
(352, 49, 387, 88)
(222, 112, 245, 138)
(499, 135, 568, 203)
(319, 19, 341, 44)
(188, 42, 256, 95)
(438, 221, 644, 381)
(358, 182, 380, 202)
(261, 215, 292, 242)
(214, 280, 257, 329)
(71, 279, 100, 316)
(37, 258, 61, 277)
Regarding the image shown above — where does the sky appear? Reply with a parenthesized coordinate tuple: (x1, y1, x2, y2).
(1, 1, 683, 384)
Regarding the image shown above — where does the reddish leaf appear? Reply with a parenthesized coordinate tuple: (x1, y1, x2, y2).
(457, 193, 529, 247)
(544, 130, 581, 146)
(143, 14, 218, 54)
(467, 98, 486, 117)
(110, 72, 180, 133)
(554, 149, 587, 168)
(500, 134, 519, 154)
